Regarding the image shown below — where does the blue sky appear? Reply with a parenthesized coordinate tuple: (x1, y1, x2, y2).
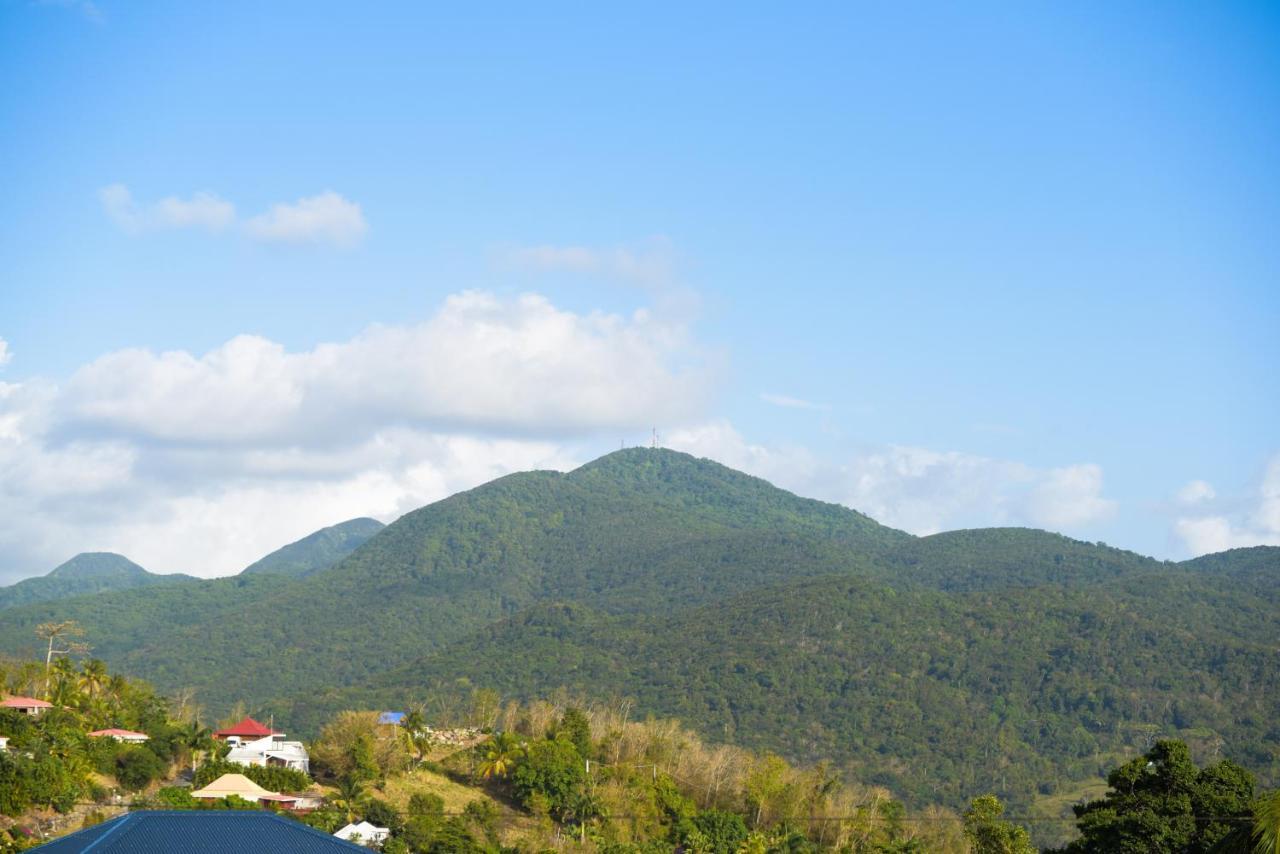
(0, 1, 1277, 580)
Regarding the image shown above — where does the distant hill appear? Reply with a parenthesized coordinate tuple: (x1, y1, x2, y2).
(240, 517, 385, 578)
(0, 449, 1274, 821)
(0, 552, 195, 612)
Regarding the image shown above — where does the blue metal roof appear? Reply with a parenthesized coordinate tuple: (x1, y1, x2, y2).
(32, 810, 370, 852)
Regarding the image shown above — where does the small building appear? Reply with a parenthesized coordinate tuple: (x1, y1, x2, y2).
(0, 696, 53, 716)
(225, 733, 310, 775)
(29, 810, 370, 852)
(213, 716, 279, 741)
(334, 820, 390, 846)
(377, 711, 405, 726)
(87, 728, 150, 744)
(0, 735, 9, 751)
(190, 773, 286, 805)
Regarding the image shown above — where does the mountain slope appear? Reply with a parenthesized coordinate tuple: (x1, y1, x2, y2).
(0, 552, 195, 612)
(0, 449, 1274, 823)
(335, 549, 1279, 813)
(0, 449, 911, 705)
(240, 517, 385, 578)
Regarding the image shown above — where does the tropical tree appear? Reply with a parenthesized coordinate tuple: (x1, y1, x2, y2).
(963, 794, 1035, 854)
(1062, 740, 1254, 853)
(78, 659, 108, 702)
(478, 732, 525, 781)
(332, 776, 366, 823)
(1255, 790, 1280, 854)
(178, 720, 213, 775)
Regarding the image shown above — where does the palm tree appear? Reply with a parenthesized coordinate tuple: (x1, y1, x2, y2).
(78, 659, 108, 702)
(179, 720, 213, 776)
(332, 776, 366, 823)
(1255, 790, 1280, 854)
(400, 708, 429, 764)
(478, 732, 524, 780)
(47, 656, 79, 707)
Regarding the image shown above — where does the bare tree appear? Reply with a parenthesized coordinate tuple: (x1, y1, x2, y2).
(35, 621, 89, 697)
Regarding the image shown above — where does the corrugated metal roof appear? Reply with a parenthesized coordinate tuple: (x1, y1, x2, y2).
(32, 810, 369, 852)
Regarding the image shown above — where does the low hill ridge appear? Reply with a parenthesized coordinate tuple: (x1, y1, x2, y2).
(240, 517, 385, 578)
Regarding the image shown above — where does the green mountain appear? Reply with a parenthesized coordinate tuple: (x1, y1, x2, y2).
(0, 449, 1274, 820)
(239, 517, 385, 578)
(0, 552, 195, 612)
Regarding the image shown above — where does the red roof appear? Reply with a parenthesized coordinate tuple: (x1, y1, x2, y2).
(87, 728, 149, 739)
(1, 696, 52, 709)
(213, 716, 279, 738)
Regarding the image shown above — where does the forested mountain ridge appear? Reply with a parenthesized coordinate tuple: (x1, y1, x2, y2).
(0, 552, 196, 612)
(0, 448, 1275, 829)
(239, 516, 385, 577)
(0, 449, 913, 702)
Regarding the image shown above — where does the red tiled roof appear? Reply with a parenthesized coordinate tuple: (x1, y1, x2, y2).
(87, 728, 149, 739)
(213, 716, 279, 738)
(1, 696, 52, 709)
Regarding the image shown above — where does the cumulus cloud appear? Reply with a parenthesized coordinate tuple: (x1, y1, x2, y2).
(61, 291, 709, 443)
(243, 191, 367, 246)
(665, 421, 1116, 536)
(1176, 479, 1216, 505)
(99, 184, 235, 233)
(760, 392, 828, 411)
(1174, 457, 1280, 556)
(0, 290, 711, 581)
(100, 185, 364, 246)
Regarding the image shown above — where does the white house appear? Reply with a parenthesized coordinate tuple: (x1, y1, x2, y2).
(0, 696, 52, 716)
(334, 821, 390, 846)
(225, 733, 310, 775)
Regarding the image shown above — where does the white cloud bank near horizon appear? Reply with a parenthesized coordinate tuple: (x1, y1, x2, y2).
(99, 185, 367, 247)
(3, 285, 1267, 585)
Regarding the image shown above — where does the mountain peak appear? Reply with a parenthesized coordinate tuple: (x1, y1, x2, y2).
(240, 517, 386, 578)
(47, 552, 148, 580)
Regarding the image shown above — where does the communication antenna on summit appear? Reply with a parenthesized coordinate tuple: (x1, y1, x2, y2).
(651, 427, 658, 449)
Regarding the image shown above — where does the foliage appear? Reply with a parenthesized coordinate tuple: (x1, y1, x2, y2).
(510, 737, 587, 820)
(310, 710, 404, 783)
(0, 660, 176, 815)
(962, 795, 1035, 854)
(114, 744, 165, 791)
(1059, 740, 1255, 853)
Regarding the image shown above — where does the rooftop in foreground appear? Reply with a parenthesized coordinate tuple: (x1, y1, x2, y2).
(31, 810, 368, 852)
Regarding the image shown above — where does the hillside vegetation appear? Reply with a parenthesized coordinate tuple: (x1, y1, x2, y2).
(239, 517, 385, 578)
(0, 554, 195, 613)
(0, 448, 1274, 832)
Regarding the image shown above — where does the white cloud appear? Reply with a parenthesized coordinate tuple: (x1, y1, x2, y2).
(62, 291, 710, 443)
(760, 392, 828, 411)
(99, 184, 235, 233)
(1174, 456, 1280, 556)
(0, 339, 11, 368)
(99, 185, 364, 246)
(0, 290, 712, 581)
(665, 421, 1116, 536)
(243, 191, 367, 246)
(1176, 479, 1216, 505)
